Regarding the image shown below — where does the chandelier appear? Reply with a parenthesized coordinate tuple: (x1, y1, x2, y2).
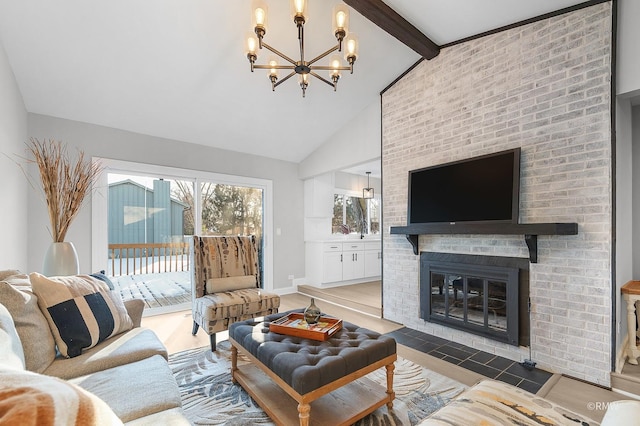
(245, 0, 358, 97)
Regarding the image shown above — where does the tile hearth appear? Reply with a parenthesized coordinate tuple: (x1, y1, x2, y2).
(386, 327, 552, 393)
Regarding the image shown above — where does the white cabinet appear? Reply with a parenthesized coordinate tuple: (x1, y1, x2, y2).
(364, 241, 382, 278)
(322, 243, 343, 283)
(304, 174, 334, 218)
(342, 243, 365, 281)
(305, 240, 381, 286)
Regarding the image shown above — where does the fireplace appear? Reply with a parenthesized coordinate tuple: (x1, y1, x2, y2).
(420, 252, 529, 346)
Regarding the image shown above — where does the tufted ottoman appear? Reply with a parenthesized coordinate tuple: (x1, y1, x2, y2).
(229, 310, 397, 426)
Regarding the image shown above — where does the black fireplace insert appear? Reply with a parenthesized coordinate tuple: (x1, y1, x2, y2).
(420, 252, 529, 346)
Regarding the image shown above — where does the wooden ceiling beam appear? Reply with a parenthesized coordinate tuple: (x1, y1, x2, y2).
(344, 0, 440, 60)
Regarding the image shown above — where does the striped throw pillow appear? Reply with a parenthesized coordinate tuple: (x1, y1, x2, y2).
(0, 368, 123, 425)
(29, 273, 133, 358)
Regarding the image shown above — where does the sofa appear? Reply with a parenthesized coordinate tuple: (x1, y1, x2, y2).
(0, 270, 190, 425)
(419, 377, 640, 426)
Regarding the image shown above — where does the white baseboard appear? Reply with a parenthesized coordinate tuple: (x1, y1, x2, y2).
(617, 334, 629, 374)
(272, 285, 297, 295)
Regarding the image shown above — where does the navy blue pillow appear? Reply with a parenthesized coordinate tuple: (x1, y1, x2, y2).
(90, 271, 115, 290)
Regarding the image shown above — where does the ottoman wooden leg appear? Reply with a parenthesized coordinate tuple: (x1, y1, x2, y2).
(386, 362, 395, 409)
(297, 402, 310, 426)
(231, 344, 238, 384)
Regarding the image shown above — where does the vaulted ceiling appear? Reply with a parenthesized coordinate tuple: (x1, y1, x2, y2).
(0, 0, 587, 163)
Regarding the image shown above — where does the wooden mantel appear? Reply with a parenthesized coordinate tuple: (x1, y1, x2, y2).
(389, 222, 578, 263)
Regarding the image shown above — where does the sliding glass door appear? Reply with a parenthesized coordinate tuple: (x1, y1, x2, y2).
(92, 159, 273, 314)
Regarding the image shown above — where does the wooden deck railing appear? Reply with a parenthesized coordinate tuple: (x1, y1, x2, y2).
(108, 242, 190, 276)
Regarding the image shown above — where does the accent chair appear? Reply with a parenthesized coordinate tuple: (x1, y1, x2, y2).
(191, 235, 280, 351)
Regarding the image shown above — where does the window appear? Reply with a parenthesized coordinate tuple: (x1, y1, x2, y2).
(92, 158, 273, 293)
(332, 193, 380, 235)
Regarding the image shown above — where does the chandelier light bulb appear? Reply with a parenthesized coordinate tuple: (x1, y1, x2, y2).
(333, 5, 349, 31)
(346, 37, 357, 56)
(299, 73, 310, 97)
(330, 56, 341, 76)
(290, 0, 307, 22)
(246, 34, 258, 56)
(345, 33, 358, 72)
(251, 0, 268, 35)
(332, 4, 349, 48)
(269, 60, 278, 77)
(255, 8, 266, 26)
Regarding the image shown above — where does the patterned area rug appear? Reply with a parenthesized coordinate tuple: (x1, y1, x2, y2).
(168, 340, 467, 425)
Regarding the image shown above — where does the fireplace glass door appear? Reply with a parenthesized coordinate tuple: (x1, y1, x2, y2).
(422, 261, 519, 346)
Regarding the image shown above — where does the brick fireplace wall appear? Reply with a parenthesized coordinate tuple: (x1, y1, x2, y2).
(382, 3, 613, 385)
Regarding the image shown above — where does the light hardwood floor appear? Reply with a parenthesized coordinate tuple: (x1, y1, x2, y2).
(297, 281, 381, 316)
(142, 292, 629, 422)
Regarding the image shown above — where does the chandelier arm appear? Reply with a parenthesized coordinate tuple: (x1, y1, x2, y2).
(273, 71, 297, 88)
(299, 23, 304, 63)
(261, 41, 297, 65)
(254, 65, 295, 70)
(307, 44, 340, 66)
(310, 66, 351, 71)
(309, 71, 336, 88)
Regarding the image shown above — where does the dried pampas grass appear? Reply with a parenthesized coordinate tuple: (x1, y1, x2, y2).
(25, 138, 102, 243)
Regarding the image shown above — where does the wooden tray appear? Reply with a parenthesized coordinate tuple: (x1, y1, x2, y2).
(269, 312, 343, 341)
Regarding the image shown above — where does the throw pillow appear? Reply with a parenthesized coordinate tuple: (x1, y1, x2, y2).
(205, 275, 257, 294)
(29, 273, 133, 358)
(0, 273, 56, 373)
(90, 271, 114, 290)
(0, 368, 123, 425)
(0, 270, 21, 281)
(0, 303, 26, 371)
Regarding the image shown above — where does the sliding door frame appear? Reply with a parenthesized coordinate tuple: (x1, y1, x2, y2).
(91, 157, 274, 291)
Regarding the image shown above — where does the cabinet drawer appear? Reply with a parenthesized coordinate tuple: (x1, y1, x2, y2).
(365, 241, 381, 251)
(323, 243, 343, 252)
(343, 242, 364, 251)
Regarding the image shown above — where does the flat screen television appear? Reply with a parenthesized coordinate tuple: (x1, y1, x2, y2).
(408, 148, 521, 224)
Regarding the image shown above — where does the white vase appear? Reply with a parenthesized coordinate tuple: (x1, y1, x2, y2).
(43, 242, 79, 276)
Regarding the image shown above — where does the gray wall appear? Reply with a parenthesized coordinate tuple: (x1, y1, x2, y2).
(0, 40, 28, 271)
(615, 98, 633, 369)
(633, 107, 640, 277)
(27, 114, 304, 291)
(299, 101, 381, 179)
(617, 0, 640, 97)
(615, 0, 640, 371)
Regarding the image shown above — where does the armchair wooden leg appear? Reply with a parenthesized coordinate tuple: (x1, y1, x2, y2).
(192, 321, 200, 335)
(210, 333, 217, 352)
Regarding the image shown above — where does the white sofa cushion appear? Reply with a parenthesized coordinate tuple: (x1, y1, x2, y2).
(0, 272, 56, 372)
(30, 273, 133, 358)
(42, 327, 168, 380)
(69, 354, 182, 423)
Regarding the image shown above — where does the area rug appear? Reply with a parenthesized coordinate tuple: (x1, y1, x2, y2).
(169, 340, 466, 425)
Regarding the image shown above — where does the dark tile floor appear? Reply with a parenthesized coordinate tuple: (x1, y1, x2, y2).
(386, 327, 552, 393)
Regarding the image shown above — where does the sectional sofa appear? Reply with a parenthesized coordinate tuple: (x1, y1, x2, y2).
(0, 270, 189, 425)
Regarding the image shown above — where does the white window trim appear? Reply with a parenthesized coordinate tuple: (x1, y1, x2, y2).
(332, 189, 380, 235)
(91, 157, 274, 291)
